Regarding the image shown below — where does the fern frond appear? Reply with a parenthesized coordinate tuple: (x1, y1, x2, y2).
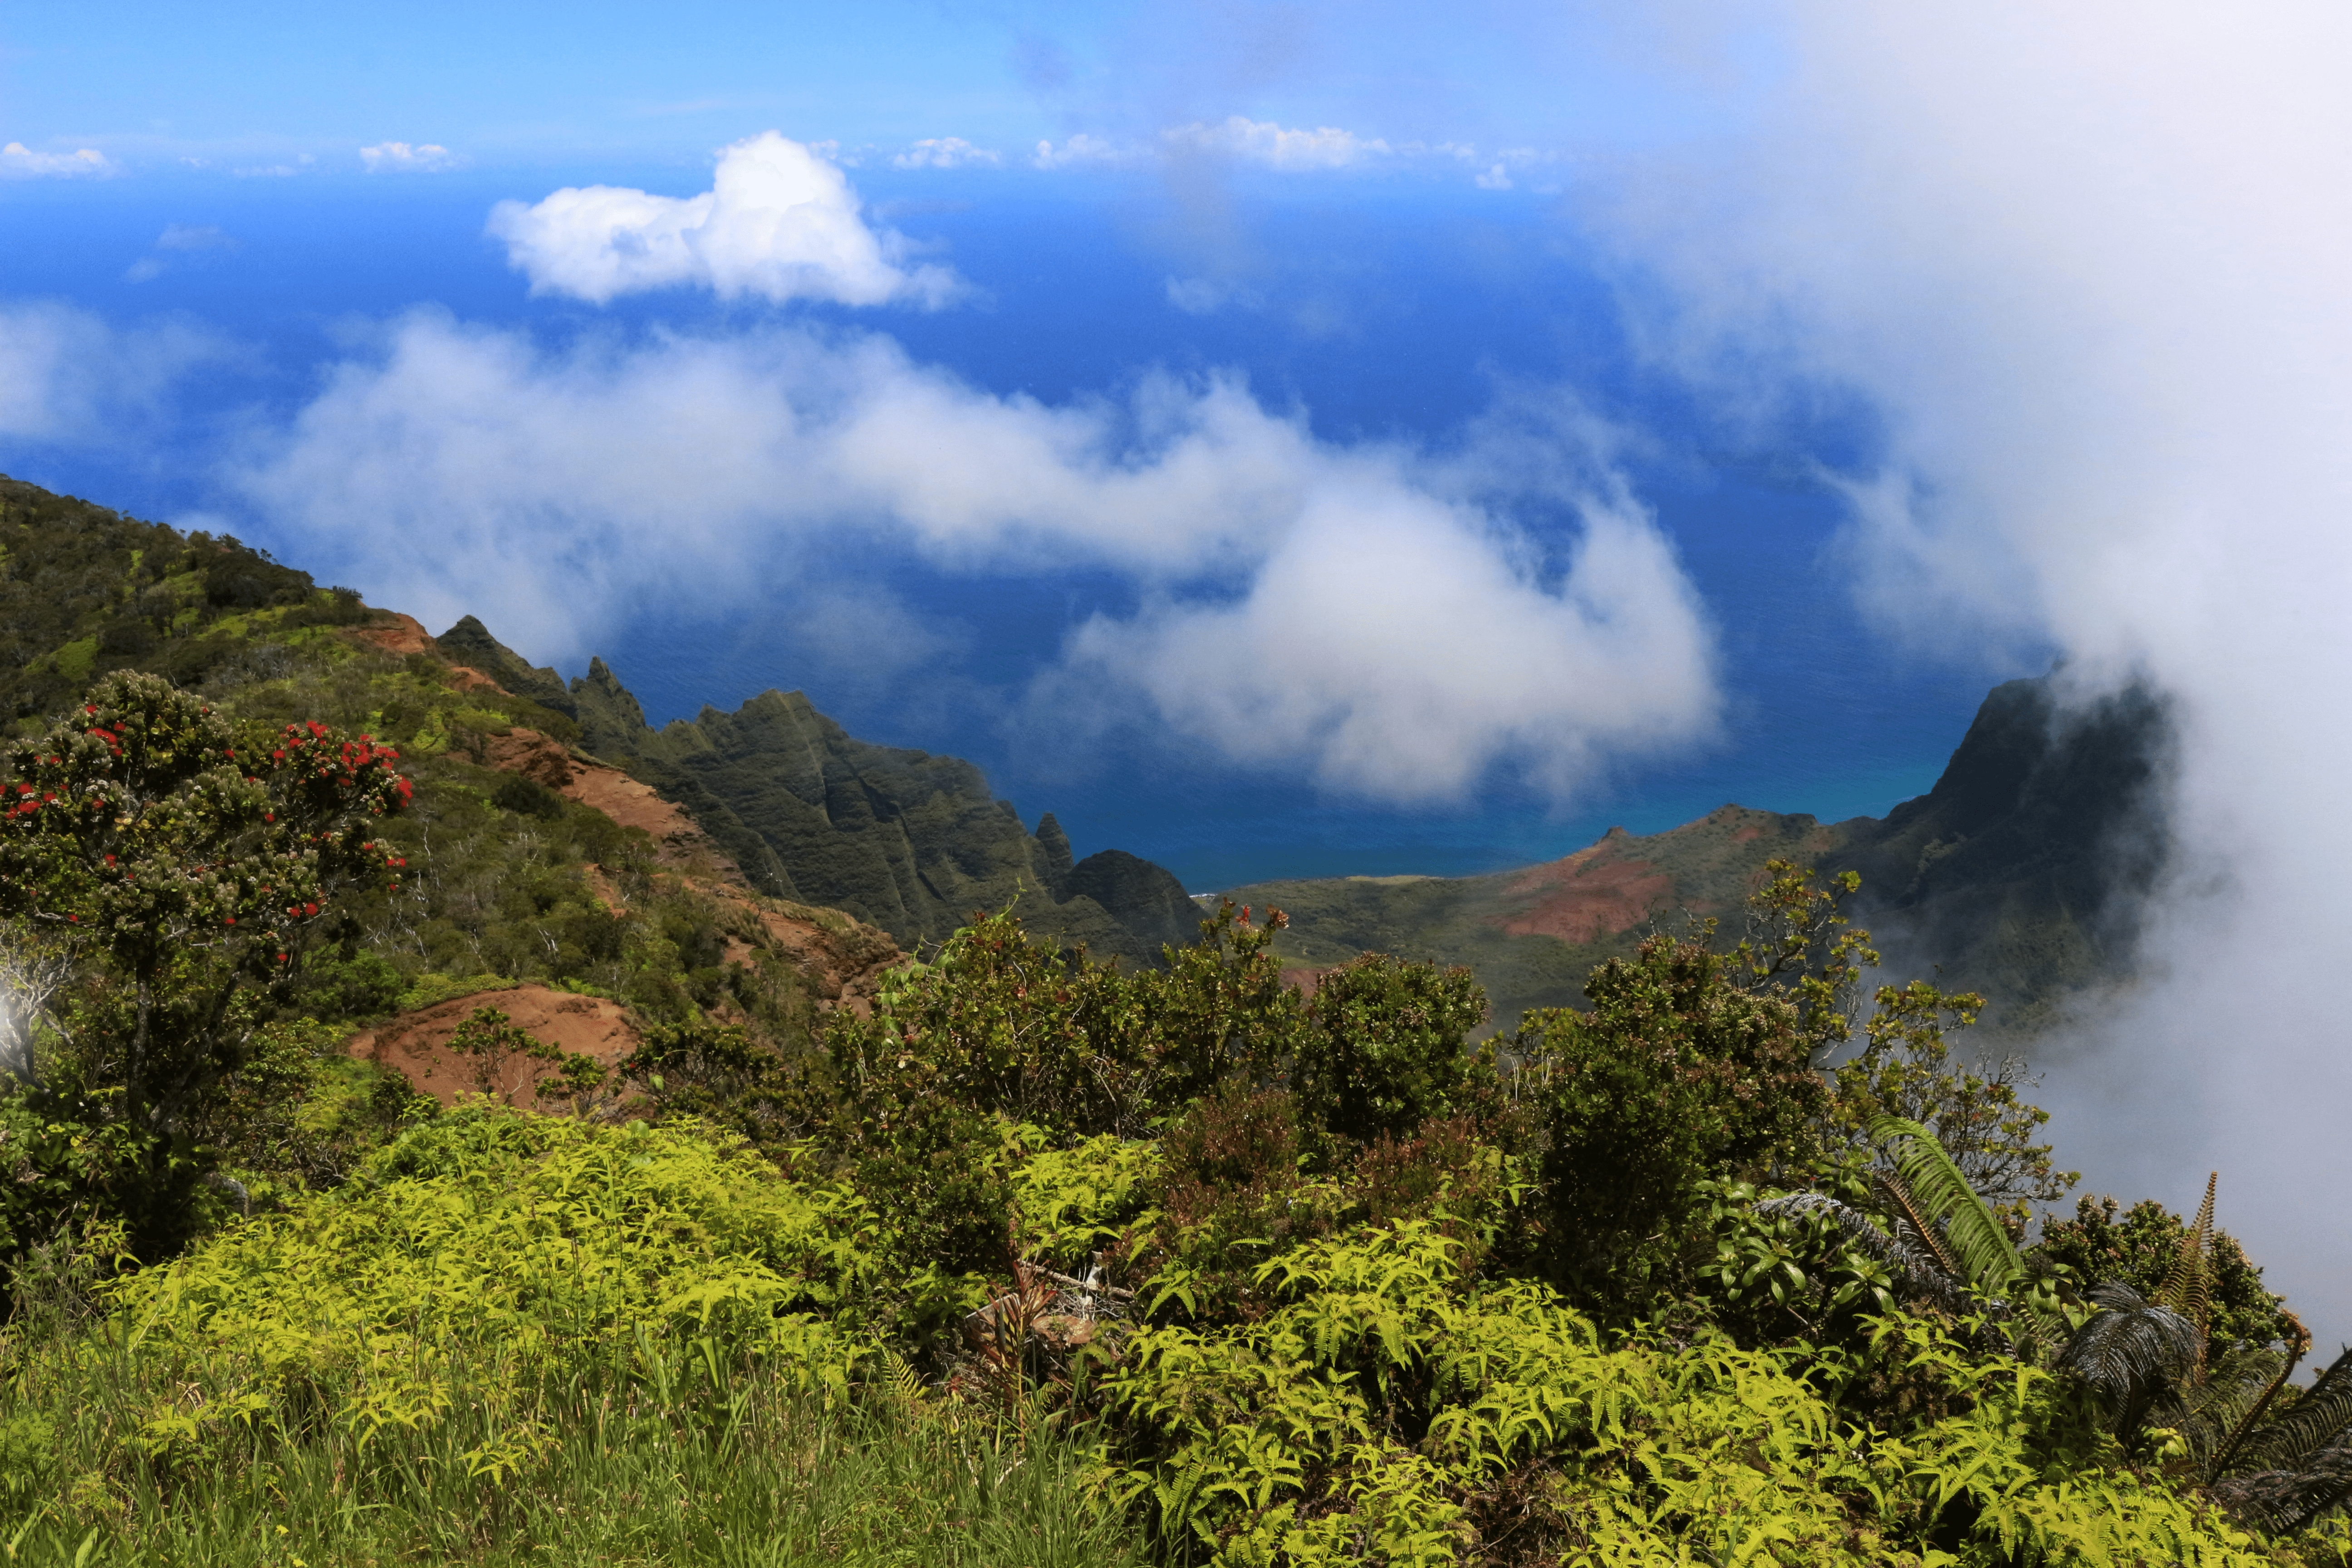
(2185, 1344, 2292, 1466)
(2239, 1346, 2352, 1472)
(2213, 1444, 2352, 1535)
(882, 1348, 925, 1403)
(1869, 1168, 1965, 1284)
(2055, 1281, 2198, 1429)
(2158, 1171, 2217, 1377)
(2205, 1343, 2303, 1480)
(1867, 1115, 2027, 1301)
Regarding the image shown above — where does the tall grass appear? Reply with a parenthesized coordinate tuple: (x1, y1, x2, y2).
(0, 1326, 1140, 1568)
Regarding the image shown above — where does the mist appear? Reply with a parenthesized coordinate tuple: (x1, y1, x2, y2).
(1600, 2, 2352, 1334)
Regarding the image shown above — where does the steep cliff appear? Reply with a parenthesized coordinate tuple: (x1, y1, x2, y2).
(1231, 672, 2171, 1038)
(446, 627, 1200, 963)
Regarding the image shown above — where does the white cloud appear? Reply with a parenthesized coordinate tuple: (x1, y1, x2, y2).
(892, 137, 1000, 170)
(486, 131, 955, 307)
(125, 224, 238, 284)
(360, 141, 464, 174)
(1474, 164, 1513, 191)
(234, 155, 314, 179)
(1162, 116, 1390, 170)
(0, 142, 112, 179)
(229, 312, 1717, 802)
(1065, 483, 1714, 799)
(1032, 133, 1136, 169)
(1607, 0, 2352, 1327)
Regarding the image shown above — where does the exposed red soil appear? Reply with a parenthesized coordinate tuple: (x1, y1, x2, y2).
(1280, 965, 1337, 999)
(1494, 831, 1676, 944)
(348, 984, 644, 1107)
(481, 727, 575, 789)
(343, 613, 440, 660)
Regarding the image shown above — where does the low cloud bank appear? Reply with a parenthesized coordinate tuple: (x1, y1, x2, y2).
(0, 143, 111, 179)
(229, 313, 1716, 804)
(1607, 1, 2352, 1323)
(360, 142, 463, 174)
(488, 132, 955, 307)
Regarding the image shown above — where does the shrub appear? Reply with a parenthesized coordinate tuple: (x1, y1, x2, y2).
(1513, 929, 1825, 1298)
(1293, 953, 1489, 1150)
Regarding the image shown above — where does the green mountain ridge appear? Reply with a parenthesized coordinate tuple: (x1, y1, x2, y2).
(437, 615, 1201, 963)
(1228, 674, 2170, 1039)
(0, 470, 2168, 1031)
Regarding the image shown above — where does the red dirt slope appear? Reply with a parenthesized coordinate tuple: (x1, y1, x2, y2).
(347, 985, 644, 1107)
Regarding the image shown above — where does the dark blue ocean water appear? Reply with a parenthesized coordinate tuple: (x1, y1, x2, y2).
(0, 168, 2034, 888)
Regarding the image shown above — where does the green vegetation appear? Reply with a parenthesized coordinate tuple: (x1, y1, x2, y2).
(0, 479, 2340, 1563)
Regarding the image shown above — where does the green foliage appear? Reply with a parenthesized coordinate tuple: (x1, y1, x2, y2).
(1514, 926, 1825, 1296)
(2035, 1191, 2298, 1369)
(0, 671, 410, 1258)
(1293, 953, 1489, 1149)
(618, 1014, 832, 1149)
(1829, 978, 2075, 1225)
(99, 1106, 877, 1433)
(444, 1002, 564, 1102)
(284, 944, 404, 1020)
(0, 1107, 1135, 1564)
(1869, 1113, 2056, 1337)
(0, 599, 2305, 1564)
(1105, 1217, 2263, 1567)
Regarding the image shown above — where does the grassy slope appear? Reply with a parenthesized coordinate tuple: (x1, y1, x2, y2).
(1230, 806, 1841, 1035)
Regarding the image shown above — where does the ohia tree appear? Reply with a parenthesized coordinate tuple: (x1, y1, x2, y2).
(0, 670, 410, 1254)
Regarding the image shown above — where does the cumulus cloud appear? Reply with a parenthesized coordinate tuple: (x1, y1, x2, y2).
(360, 141, 464, 173)
(0, 142, 112, 178)
(487, 132, 955, 307)
(229, 312, 1716, 802)
(1032, 133, 1136, 169)
(1607, 1, 2352, 1323)
(892, 137, 1000, 170)
(1066, 485, 1713, 799)
(1162, 115, 1391, 170)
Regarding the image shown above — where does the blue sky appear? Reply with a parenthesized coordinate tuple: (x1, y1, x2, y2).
(3, 5, 1757, 173)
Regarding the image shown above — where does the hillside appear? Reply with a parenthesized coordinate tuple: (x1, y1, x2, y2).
(0, 474, 902, 1056)
(439, 615, 1201, 963)
(1230, 673, 2170, 1037)
(0, 469, 2166, 1039)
